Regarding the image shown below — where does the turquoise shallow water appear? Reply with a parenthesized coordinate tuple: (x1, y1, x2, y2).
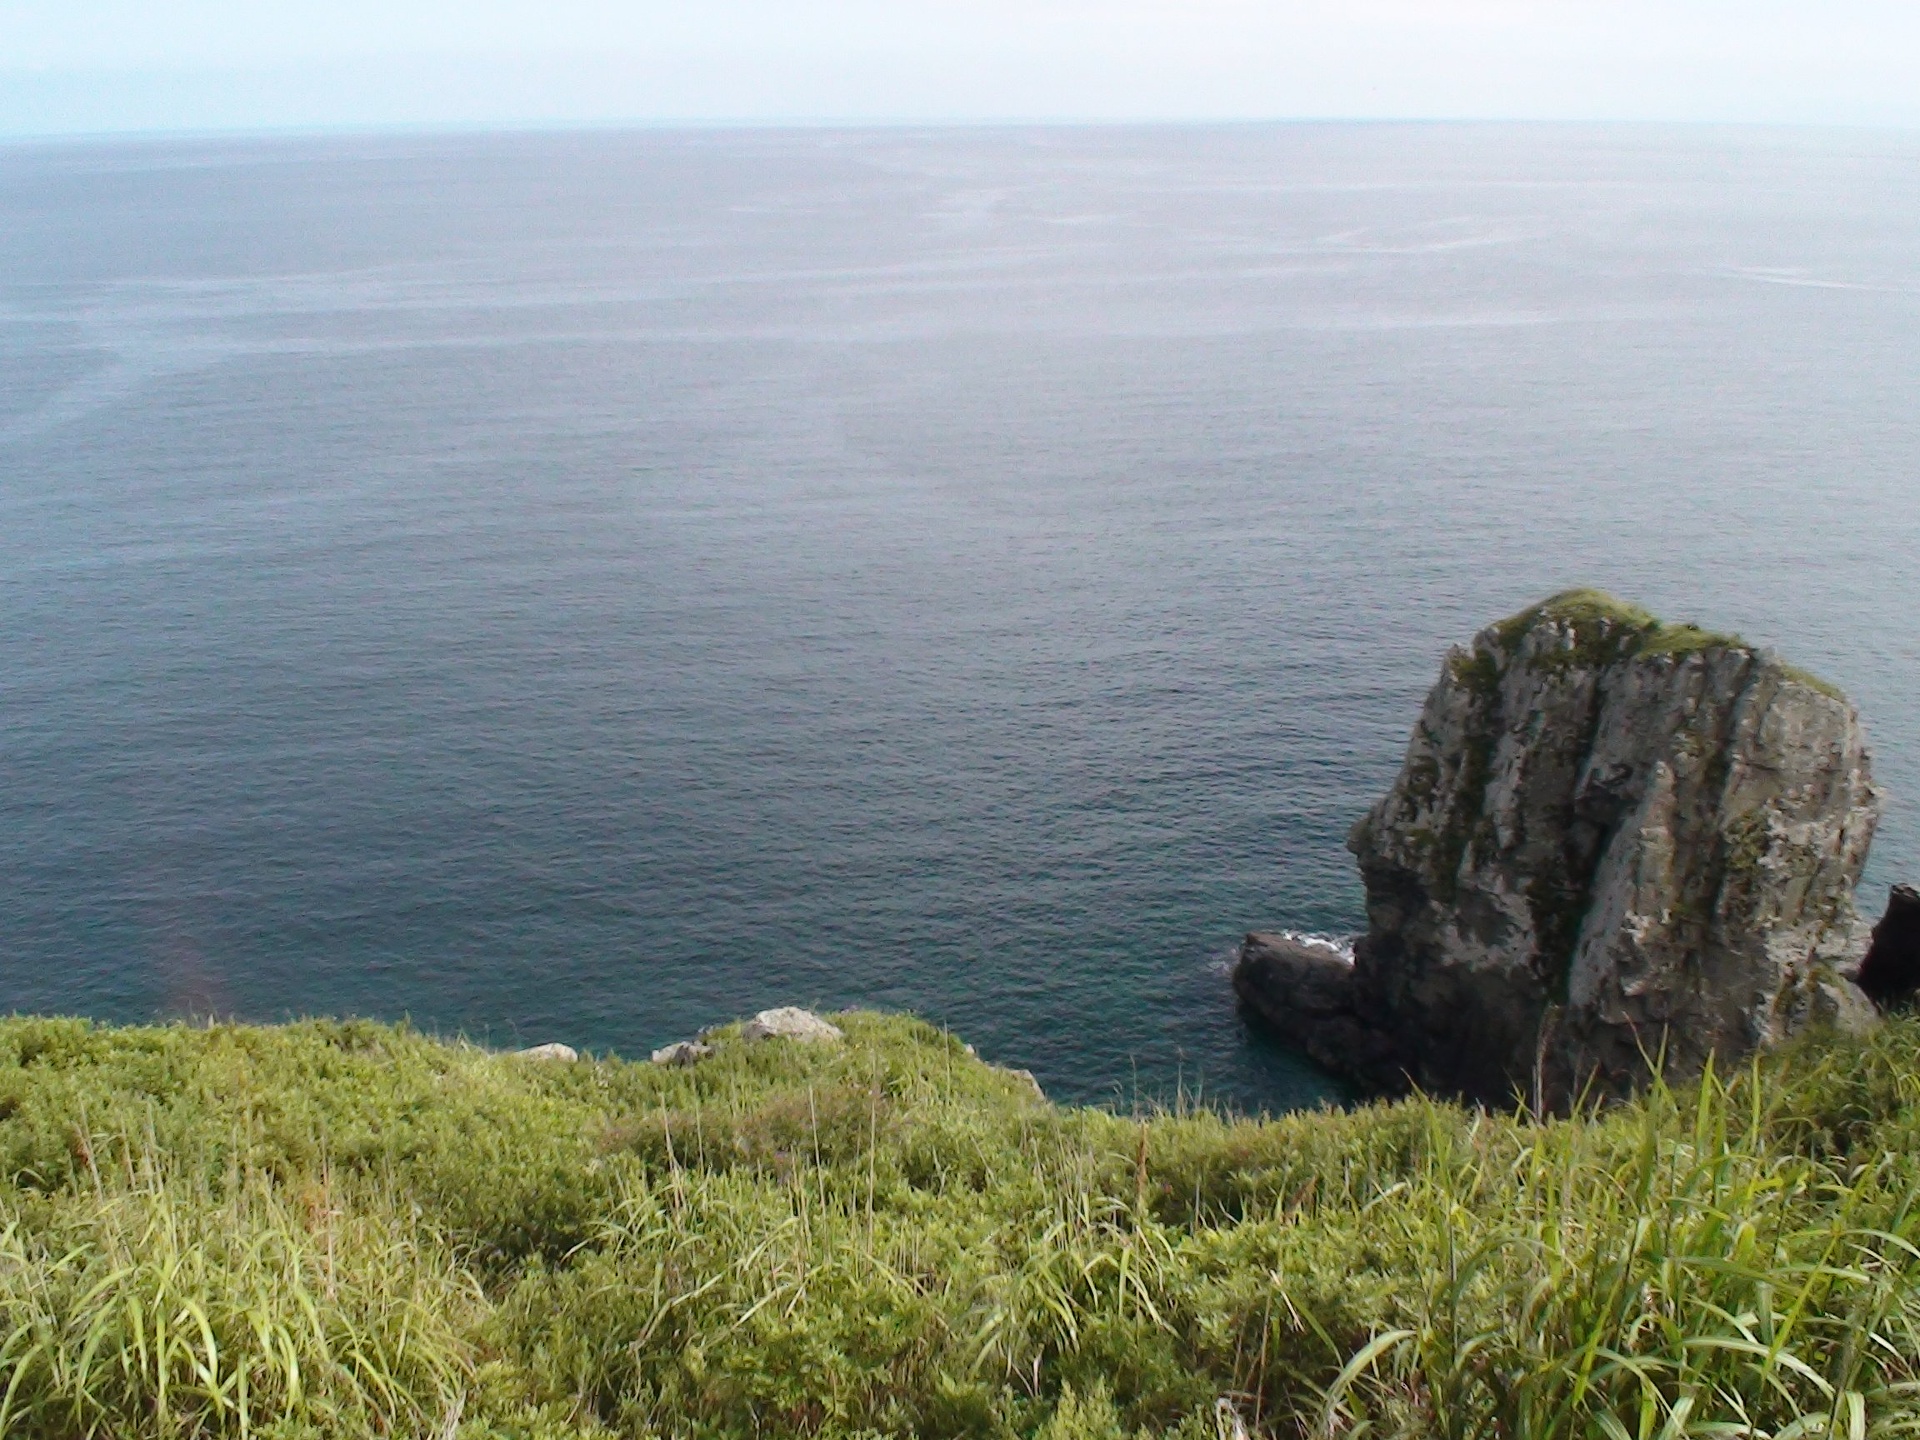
(2, 124, 1918, 1109)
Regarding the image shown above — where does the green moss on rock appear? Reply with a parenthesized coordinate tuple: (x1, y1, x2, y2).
(1778, 661, 1847, 703)
(1496, 588, 1660, 646)
(1481, 589, 1846, 703)
(1506, 589, 1720, 671)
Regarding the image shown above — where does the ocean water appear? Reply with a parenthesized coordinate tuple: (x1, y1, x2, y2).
(3, 123, 1918, 1111)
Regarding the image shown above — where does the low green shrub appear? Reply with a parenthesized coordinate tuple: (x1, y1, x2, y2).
(0, 1010, 1916, 1437)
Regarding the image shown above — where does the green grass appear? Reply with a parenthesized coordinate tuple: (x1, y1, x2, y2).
(0, 1011, 1917, 1438)
(1482, 590, 1847, 702)
(1493, 590, 1739, 669)
(1492, 590, 1664, 647)
(1777, 663, 1849, 704)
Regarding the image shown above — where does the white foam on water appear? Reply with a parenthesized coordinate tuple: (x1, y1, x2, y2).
(1209, 931, 1358, 974)
(1272, 932, 1359, 965)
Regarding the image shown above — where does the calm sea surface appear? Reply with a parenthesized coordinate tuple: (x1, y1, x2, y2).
(3, 124, 1918, 1110)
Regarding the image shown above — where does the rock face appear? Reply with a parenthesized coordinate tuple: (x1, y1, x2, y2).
(1234, 934, 1398, 1083)
(1237, 591, 1880, 1107)
(1857, 884, 1920, 1010)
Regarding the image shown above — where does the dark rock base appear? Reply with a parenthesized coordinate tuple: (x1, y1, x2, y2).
(1858, 883, 1920, 1011)
(1232, 933, 1408, 1095)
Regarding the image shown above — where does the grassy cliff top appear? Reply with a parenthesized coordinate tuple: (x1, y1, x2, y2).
(1487, 588, 1845, 699)
(0, 1009, 1914, 1438)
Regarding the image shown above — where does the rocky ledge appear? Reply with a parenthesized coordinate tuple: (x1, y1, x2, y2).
(1236, 590, 1883, 1108)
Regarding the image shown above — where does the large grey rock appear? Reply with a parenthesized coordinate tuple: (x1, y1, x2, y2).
(1242, 591, 1881, 1107)
(1232, 933, 1401, 1087)
(512, 1042, 579, 1062)
(650, 1040, 714, 1067)
(740, 1007, 844, 1044)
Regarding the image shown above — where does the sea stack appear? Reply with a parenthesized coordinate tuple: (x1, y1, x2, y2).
(1236, 590, 1881, 1107)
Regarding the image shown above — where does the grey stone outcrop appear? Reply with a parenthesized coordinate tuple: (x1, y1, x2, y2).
(512, 1042, 579, 1062)
(740, 1007, 844, 1044)
(650, 1040, 714, 1066)
(1233, 934, 1396, 1082)
(647, 1007, 845, 1065)
(1236, 590, 1881, 1108)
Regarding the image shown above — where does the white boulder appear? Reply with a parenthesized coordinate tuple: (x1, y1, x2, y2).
(740, 1007, 844, 1043)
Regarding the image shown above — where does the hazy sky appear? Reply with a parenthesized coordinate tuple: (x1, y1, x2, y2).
(3, 0, 1919, 136)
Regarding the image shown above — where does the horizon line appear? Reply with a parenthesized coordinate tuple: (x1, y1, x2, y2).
(7, 113, 1920, 149)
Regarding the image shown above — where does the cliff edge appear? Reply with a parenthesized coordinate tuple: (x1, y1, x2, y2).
(1237, 589, 1881, 1107)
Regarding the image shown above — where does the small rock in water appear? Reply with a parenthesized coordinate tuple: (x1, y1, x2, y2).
(513, 1042, 578, 1062)
(651, 1040, 714, 1066)
(741, 1007, 844, 1043)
